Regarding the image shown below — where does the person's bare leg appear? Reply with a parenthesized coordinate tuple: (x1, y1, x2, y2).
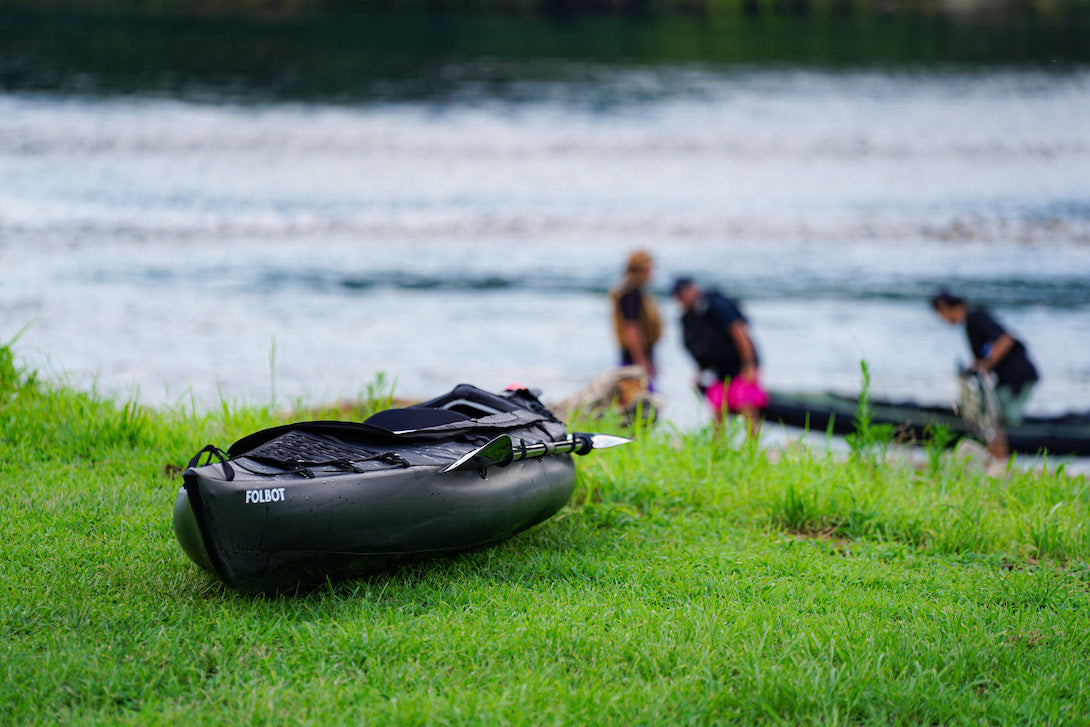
(739, 406, 760, 439)
(988, 429, 1009, 460)
(712, 404, 726, 438)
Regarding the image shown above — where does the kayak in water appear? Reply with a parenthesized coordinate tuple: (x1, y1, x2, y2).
(763, 383, 1090, 457)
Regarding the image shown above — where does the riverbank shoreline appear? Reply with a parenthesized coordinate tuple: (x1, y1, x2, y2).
(6, 2, 1089, 108)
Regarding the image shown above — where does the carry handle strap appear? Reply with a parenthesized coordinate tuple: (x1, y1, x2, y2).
(186, 445, 235, 482)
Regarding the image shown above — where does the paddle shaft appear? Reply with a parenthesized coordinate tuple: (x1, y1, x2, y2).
(441, 432, 630, 473)
(513, 434, 594, 460)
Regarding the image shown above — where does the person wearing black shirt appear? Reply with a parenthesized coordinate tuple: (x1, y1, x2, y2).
(610, 250, 662, 386)
(930, 289, 1039, 458)
(672, 277, 768, 437)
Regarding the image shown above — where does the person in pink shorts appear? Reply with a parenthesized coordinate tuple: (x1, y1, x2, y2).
(672, 277, 768, 437)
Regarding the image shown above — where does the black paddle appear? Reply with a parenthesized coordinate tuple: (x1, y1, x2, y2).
(441, 432, 633, 474)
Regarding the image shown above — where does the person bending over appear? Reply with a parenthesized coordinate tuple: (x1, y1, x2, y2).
(930, 289, 1039, 459)
(673, 277, 768, 437)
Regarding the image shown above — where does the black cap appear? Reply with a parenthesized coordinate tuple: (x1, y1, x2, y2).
(671, 277, 695, 297)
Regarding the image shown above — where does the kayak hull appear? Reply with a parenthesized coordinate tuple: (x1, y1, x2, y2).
(175, 456, 574, 592)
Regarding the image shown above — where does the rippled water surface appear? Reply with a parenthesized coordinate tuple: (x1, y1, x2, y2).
(2, 50, 1089, 432)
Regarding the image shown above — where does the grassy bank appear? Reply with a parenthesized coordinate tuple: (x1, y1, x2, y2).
(3, 343, 1089, 724)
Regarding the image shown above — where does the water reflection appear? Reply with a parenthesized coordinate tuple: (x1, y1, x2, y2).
(3, 8, 1090, 103)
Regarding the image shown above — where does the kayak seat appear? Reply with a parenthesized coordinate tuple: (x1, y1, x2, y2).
(364, 406, 471, 433)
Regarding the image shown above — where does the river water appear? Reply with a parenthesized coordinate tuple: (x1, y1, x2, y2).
(2, 15, 1089, 437)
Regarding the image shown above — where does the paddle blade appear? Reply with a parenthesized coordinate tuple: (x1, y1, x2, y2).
(585, 433, 634, 450)
(440, 435, 514, 474)
(569, 432, 634, 456)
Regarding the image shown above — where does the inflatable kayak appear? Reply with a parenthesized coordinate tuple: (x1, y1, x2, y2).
(174, 384, 629, 592)
(763, 390, 1090, 456)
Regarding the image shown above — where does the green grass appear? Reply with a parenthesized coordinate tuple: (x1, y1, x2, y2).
(2, 343, 1089, 725)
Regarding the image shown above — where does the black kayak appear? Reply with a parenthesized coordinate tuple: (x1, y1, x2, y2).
(174, 384, 623, 592)
(762, 391, 1090, 456)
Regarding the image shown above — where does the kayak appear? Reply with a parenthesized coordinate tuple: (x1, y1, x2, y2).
(174, 384, 624, 592)
(762, 390, 1090, 456)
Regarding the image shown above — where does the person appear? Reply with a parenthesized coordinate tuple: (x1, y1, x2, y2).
(609, 250, 662, 385)
(930, 289, 1039, 459)
(672, 277, 768, 437)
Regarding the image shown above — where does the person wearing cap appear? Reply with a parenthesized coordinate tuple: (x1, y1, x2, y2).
(610, 250, 662, 385)
(672, 277, 768, 437)
(930, 289, 1039, 459)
